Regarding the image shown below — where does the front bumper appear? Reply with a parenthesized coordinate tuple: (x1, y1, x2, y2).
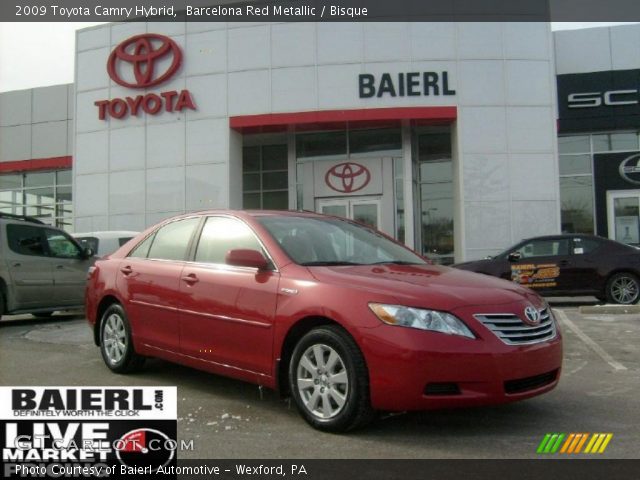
(360, 319, 563, 411)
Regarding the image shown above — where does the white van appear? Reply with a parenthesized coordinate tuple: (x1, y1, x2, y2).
(72, 231, 138, 257)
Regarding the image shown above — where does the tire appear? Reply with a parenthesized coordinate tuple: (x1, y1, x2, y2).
(288, 325, 374, 432)
(99, 303, 145, 373)
(606, 272, 640, 305)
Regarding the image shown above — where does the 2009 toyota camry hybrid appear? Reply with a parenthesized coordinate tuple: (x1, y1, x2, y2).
(86, 210, 562, 432)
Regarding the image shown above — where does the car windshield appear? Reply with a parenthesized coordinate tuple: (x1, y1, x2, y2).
(256, 215, 426, 266)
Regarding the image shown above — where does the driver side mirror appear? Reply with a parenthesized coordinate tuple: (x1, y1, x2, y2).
(225, 249, 269, 270)
(507, 251, 521, 263)
(83, 247, 95, 258)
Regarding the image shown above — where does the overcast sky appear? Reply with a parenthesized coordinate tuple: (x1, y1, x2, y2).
(0, 22, 637, 93)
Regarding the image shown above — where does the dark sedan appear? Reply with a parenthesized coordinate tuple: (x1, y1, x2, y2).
(454, 234, 640, 304)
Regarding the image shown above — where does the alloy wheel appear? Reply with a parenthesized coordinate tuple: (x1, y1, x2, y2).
(102, 313, 127, 364)
(610, 275, 639, 304)
(296, 344, 349, 419)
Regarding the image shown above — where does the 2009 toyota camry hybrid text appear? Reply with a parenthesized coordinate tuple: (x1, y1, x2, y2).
(86, 210, 563, 432)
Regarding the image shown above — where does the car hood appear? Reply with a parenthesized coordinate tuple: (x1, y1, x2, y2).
(308, 263, 542, 311)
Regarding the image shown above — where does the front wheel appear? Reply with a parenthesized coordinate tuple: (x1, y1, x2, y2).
(100, 303, 145, 373)
(606, 273, 640, 305)
(288, 326, 374, 432)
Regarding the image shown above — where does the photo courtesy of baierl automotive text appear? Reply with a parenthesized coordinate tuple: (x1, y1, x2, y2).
(0, 1, 639, 479)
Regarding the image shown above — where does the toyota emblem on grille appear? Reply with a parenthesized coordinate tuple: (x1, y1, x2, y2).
(523, 305, 540, 325)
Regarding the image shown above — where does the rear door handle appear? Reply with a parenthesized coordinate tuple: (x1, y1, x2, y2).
(558, 260, 571, 267)
(120, 265, 133, 275)
(181, 273, 199, 284)
(55, 265, 65, 270)
(12, 262, 21, 268)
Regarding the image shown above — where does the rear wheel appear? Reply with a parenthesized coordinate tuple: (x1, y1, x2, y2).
(288, 326, 374, 432)
(606, 273, 640, 305)
(100, 303, 144, 373)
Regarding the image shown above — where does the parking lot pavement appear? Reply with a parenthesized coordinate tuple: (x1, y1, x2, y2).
(0, 307, 638, 459)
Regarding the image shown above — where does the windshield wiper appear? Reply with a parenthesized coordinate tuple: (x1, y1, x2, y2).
(299, 261, 364, 266)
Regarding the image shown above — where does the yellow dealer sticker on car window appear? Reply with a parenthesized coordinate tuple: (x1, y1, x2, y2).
(511, 263, 560, 288)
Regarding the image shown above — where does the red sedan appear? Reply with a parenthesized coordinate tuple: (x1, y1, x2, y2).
(86, 210, 562, 432)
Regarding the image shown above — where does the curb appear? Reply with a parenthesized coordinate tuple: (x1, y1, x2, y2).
(579, 305, 640, 315)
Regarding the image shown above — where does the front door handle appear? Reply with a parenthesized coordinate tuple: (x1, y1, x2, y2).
(55, 265, 65, 270)
(558, 260, 571, 267)
(12, 262, 21, 268)
(181, 273, 199, 284)
(120, 265, 133, 275)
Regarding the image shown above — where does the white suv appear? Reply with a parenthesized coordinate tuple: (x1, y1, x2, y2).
(73, 231, 138, 257)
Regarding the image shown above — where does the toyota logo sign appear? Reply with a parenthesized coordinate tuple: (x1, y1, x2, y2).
(107, 33, 182, 89)
(325, 162, 371, 193)
(96, 34, 195, 120)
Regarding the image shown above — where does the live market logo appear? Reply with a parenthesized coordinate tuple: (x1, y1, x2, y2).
(0, 387, 177, 478)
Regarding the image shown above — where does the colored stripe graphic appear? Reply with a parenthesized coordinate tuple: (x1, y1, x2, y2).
(598, 434, 613, 453)
(566, 433, 589, 454)
(537, 434, 552, 453)
(585, 433, 614, 454)
(560, 433, 575, 453)
(538, 433, 613, 454)
(537, 433, 565, 453)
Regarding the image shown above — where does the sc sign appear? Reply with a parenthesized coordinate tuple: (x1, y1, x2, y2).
(567, 90, 639, 108)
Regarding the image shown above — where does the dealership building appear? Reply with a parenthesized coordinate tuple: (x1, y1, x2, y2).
(1, 22, 639, 263)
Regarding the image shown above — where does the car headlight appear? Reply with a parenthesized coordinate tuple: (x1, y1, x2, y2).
(369, 303, 475, 338)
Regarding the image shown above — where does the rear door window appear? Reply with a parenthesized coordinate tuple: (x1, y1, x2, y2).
(6, 224, 48, 257)
(517, 239, 570, 259)
(129, 234, 155, 259)
(572, 237, 602, 255)
(146, 218, 200, 261)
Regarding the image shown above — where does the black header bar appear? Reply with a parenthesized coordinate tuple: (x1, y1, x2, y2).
(4, 0, 640, 22)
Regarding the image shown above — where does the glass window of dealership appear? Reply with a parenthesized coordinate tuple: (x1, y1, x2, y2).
(0, 170, 73, 230)
(241, 124, 455, 264)
(559, 131, 640, 244)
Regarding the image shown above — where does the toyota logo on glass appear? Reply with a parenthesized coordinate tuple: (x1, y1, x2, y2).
(95, 34, 196, 120)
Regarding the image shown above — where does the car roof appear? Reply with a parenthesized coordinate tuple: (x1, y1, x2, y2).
(519, 234, 604, 242)
(72, 231, 139, 237)
(163, 210, 327, 222)
(0, 213, 46, 225)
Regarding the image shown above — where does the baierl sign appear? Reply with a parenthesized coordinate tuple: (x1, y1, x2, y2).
(94, 34, 196, 120)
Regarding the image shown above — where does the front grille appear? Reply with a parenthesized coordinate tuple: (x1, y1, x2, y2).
(424, 382, 461, 396)
(474, 308, 556, 345)
(504, 370, 558, 394)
